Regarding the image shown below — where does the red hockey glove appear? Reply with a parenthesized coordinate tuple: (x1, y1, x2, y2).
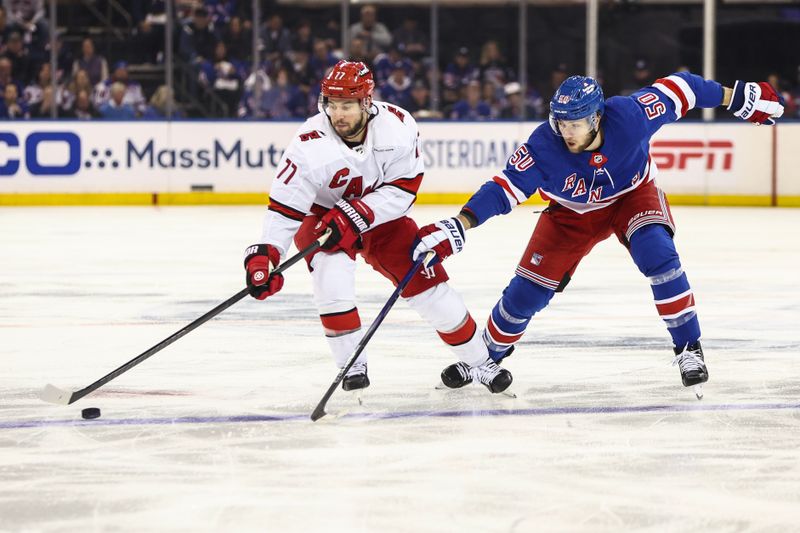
(412, 217, 466, 266)
(243, 244, 284, 300)
(727, 81, 784, 126)
(314, 198, 375, 253)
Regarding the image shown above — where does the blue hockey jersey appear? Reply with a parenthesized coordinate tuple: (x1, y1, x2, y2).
(463, 72, 724, 224)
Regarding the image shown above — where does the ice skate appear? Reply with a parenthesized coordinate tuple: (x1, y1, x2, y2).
(437, 359, 515, 397)
(438, 361, 473, 389)
(341, 362, 369, 405)
(672, 341, 708, 400)
(472, 358, 515, 396)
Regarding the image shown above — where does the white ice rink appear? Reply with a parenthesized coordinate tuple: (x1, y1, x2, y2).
(2, 205, 799, 532)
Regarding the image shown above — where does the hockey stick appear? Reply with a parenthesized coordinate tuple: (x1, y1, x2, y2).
(39, 230, 331, 406)
(310, 251, 434, 422)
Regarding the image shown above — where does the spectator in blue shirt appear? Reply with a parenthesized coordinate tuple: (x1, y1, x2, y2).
(373, 45, 412, 85)
(0, 81, 26, 117)
(141, 85, 183, 119)
(379, 61, 413, 109)
(309, 39, 337, 82)
(252, 67, 305, 119)
(450, 80, 491, 120)
(99, 82, 136, 119)
(443, 46, 479, 92)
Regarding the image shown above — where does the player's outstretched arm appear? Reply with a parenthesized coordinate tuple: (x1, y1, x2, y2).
(724, 80, 784, 125)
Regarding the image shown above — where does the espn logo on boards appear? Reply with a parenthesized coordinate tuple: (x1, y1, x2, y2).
(651, 140, 733, 171)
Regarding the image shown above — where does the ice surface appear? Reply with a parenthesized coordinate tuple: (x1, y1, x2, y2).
(2, 205, 799, 532)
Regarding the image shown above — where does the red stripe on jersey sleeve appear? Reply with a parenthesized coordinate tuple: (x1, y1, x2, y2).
(656, 293, 695, 317)
(385, 173, 424, 195)
(437, 314, 477, 347)
(655, 77, 690, 117)
(268, 197, 306, 222)
(492, 176, 521, 205)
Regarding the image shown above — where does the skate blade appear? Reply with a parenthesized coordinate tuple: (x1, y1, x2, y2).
(351, 389, 364, 406)
(321, 391, 364, 420)
(434, 380, 453, 391)
(693, 384, 704, 400)
(434, 381, 517, 398)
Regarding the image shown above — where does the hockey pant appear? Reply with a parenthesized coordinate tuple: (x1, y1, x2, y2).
(298, 215, 489, 370)
(310, 251, 488, 368)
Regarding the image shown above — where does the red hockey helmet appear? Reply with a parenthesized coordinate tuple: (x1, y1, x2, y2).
(320, 60, 375, 100)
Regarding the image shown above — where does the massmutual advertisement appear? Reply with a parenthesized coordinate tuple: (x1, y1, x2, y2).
(1, 121, 797, 204)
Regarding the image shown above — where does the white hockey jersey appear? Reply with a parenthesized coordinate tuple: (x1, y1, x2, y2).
(260, 101, 424, 256)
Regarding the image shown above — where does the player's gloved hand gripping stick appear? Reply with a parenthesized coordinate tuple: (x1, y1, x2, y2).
(412, 217, 467, 266)
(39, 230, 332, 406)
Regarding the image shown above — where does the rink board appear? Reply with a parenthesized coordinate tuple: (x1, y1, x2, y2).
(0, 121, 798, 206)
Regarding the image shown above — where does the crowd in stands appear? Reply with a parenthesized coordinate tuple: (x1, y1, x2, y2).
(1, 1, 799, 120)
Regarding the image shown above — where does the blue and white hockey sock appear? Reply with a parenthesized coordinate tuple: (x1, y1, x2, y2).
(484, 276, 554, 362)
(630, 225, 701, 349)
(650, 268, 701, 349)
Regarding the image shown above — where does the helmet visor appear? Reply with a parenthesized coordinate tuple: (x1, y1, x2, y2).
(549, 113, 600, 137)
(319, 95, 368, 117)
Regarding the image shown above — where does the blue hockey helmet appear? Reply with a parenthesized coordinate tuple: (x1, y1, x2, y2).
(548, 75, 605, 135)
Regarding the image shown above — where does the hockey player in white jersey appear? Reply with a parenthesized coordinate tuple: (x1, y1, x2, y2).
(243, 60, 512, 394)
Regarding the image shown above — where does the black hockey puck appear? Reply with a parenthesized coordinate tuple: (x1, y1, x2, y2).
(81, 407, 101, 420)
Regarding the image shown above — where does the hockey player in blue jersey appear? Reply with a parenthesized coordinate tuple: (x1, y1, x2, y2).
(413, 73, 784, 399)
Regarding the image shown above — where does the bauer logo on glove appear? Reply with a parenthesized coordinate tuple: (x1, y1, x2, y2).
(412, 217, 467, 265)
(727, 81, 785, 126)
(440, 219, 464, 249)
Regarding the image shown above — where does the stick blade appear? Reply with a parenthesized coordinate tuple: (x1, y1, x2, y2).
(39, 384, 75, 405)
(310, 406, 327, 422)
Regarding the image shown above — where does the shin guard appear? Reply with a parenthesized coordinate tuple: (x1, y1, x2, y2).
(405, 283, 488, 366)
